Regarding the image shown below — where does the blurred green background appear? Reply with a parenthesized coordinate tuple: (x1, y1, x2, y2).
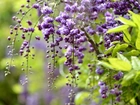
(0, 1, 50, 105)
(0, 0, 20, 105)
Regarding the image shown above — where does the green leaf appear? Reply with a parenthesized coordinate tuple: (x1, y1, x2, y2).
(111, 41, 120, 45)
(131, 56, 140, 70)
(123, 29, 131, 43)
(108, 58, 131, 71)
(134, 71, 140, 84)
(112, 44, 120, 56)
(124, 50, 140, 56)
(119, 43, 129, 49)
(120, 43, 128, 50)
(75, 92, 90, 105)
(135, 31, 140, 50)
(128, 11, 140, 30)
(115, 16, 136, 27)
(97, 61, 113, 69)
(121, 70, 137, 86)
(104, 45, 115, 55)
(107, 25, 129, 33)
(131, 28, 138, 44)
(117, 53, 130, 63)
(112, 44, 128, 56)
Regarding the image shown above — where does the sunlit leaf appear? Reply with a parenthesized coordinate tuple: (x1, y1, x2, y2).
(111, 41, 120, 45)
(116, 16, 136, 27)
(123, 29, 131, 43)
(128, 10, 140, 30)
(119, 43, 129, 49)
(108, 58, 131, 71)
(134, 71, 140, 84)
(97, 61, 113, 69)
(121, 70, 137, 86)
(107, 25, 129, 33)
(131, 28, 138, 44)
(135, 31, 140, 50)
(112, 44, 120, 56)
(112, 44, 128, 56)
(131, 56, 140, 70)
(117, 53, 130, 63)
(124, 50, 140, 56)
(104, 45, 115, 55)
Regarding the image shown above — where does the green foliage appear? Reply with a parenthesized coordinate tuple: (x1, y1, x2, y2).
(134, 71, 140, 84)
(128, 10, 140, 30)
(131, 56, 140, 70)
(121, 70, 136, 86)
(0, 1, 24, 104)
(106, 11, 140, 104)
(115, 16, 136, 27)
(117, 53, 130, 63)
(112, 43, 128, 56)
(107, 25, 129, 33)
(104, 45, 115, 55)
(136, 31, 140, 50)
(123, 29, 131, 43)
(98, 61, 113, 69)
(124, 50, 140, 56)
(108, 58, 131, 71)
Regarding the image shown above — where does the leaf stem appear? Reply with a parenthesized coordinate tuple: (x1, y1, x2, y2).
(81, 28, 100, 55)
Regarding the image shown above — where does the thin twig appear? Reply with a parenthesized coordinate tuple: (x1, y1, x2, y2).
(81, 28, 100, 55)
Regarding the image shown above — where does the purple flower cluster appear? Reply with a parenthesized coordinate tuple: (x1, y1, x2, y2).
(95, 67, 104, 75)
(113, 71, 124, 80)
(98, 81, 108, 99)
(41, 11, 54, 40)
(8, 0, 140, 71)
(110, 84, 122, 102)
